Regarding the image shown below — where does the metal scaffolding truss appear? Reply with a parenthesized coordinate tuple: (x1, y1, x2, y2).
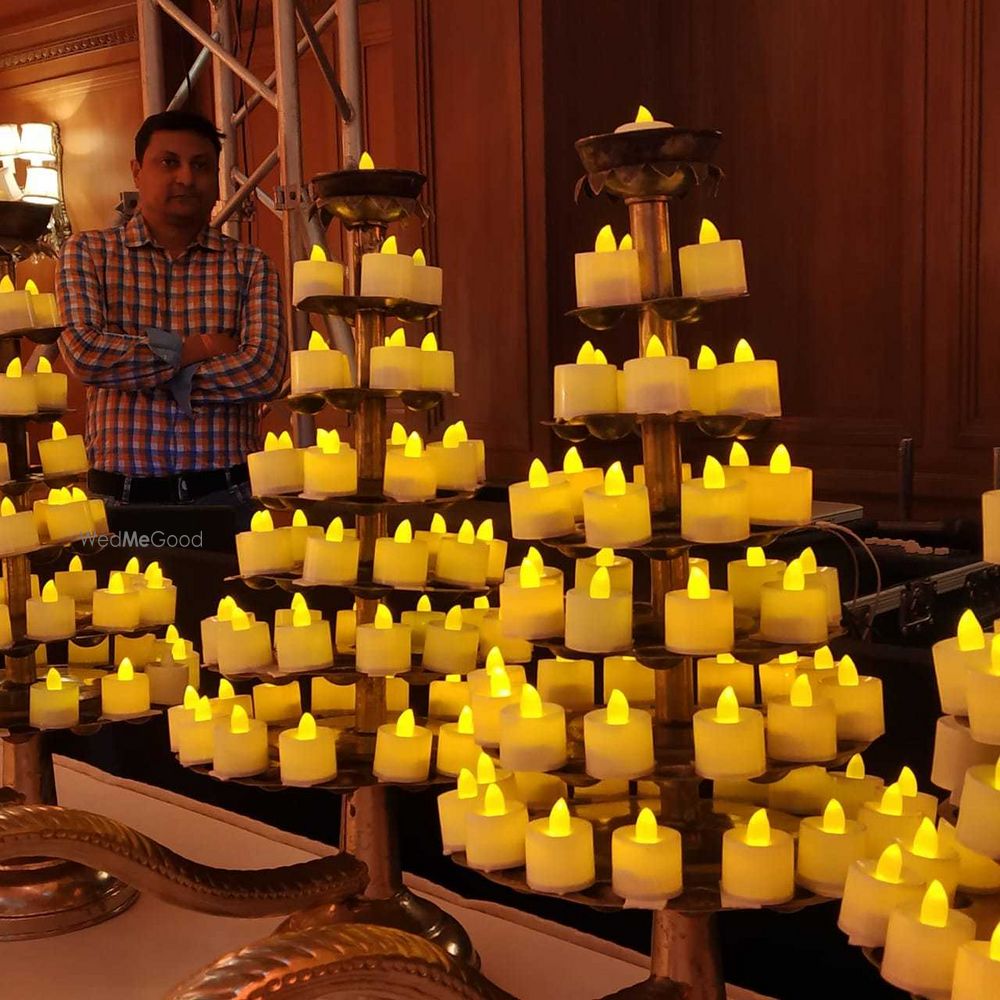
(134, 0, 361, 436)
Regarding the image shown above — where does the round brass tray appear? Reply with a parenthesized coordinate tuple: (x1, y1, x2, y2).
(566, 292, 747, 331)
(257, 487, 477, 519)
(295, 294, 439, 324)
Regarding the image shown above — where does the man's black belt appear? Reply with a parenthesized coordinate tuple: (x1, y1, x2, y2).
(89, 463, 250, 504)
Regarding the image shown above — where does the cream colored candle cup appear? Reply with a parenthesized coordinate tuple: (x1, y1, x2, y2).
(177, 696, 216, 765)
(292, 245, 345, 304)
(383, 431, 436, 501)
(967, 637, 1000, 743)
(417, 330, 452, 386)
(369, 333, 422, 389)
(252, 682, 302, 724)
(554, 446, 604, 519)
(697, 653, 755, 707)
(564, 567, 632, 653)
(302, 431, 358, 496)
(938, 817, 1000, 892)
(582, 462, 651, 548)
(355, 605, 412, 677)
(400, 596, 444, 654)
(465, 784, 528, 871)
(200, 596, 242, 663)
(209, 678, 253, 721)
(101, 659, 150, 718)
(274, 606, 334, 674)
(167, 686, 201, 751)
(509, 459, 575, 539)
(372, 519, 429, 588)
(663, 566, 734, 655)
(310, 676, 355, 713)
(114, 632, 156, 668)
(236, 510, 296, 576)
(470, 665, 520, 747)
(900, 818, 960, 900)
(956, 759, 1000, 857)
(278, 713, 337, 785)
(583, 690, 654, 779)
(537, 657, 594, 711)
(693, 687, 766, 779)
(513, 772, 567, 811)
(29, 668, 79, 729)
(759, 560, 828, 645)
(436, 706, 480, 775)
(428, 674, 470, 721)
(44, 487, 94, 542)
(475, 519, 507, 582)
(817, 656, 885, 741)
(679, 219, 747, 298)
(301, 518, 361, 585)
(932, 609, 989, 716)
(721, 809, 794, 906)
(422, 607, 479, 675)
(438, 769, 480, 853)
(217, 608, 273, 676)
(881, 881, 976, 999)
(247, 430, 304, 496)
(765, 766, 831, 816)
(360, 237, 413, 299)
(0, 357, 37, 415)
(574, 225, 641, 308)
(623, 337, 690, 416)
(766, 675, 838, 763)
(611, 808, 683, 906)
(38, 421, 88, 477)
(575, 547, 632, 595)
(798, 547, 841, 624)
(434, 520, 489, 587)
(31, 356, 66, 410)
(796, 800, 866, 897)
(838, 845, 926, 946)
(526, 799, 595, 894)
(688, 345, 720, 414)
(499, 685, 567, 772)
(476, 610, 534, 664)
(603, 655, 655, 704)
(0, 496, 40, 555)
(858, 784, 924, 856)
(138, 563, 176, 626)
(289, 330, 350, 392)
(952, 928, 1000, 1000)
(335, 607, 357, 651)
(146, 642, 192, 706)
(553, 353, 619, 421)
(931, 715, 997, 800)
(716, 342, 781, 419)
(53, 556, 97, 605)
(25, 580, 74, 640)
(681, 457, 749, 543)
(425, 437, 478, 492)
(499, 559, 565, 640)
(758, 652, 801, 705)
(726, 547, 785, 616)
(743, 448, 811, 526)
(213, 706, 269, 777)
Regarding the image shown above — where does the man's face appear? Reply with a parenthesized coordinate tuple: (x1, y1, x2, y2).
(131, 130, 219, 229)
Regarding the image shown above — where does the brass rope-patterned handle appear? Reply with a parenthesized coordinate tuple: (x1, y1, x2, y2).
(0, 804, 368, 917)
(167, 923, 515, 1000)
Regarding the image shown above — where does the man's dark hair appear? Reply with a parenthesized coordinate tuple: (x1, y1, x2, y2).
(134, 111, 224, 163)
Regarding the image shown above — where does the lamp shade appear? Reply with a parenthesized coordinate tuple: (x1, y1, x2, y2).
(0, 165, 22, 202)
(0, 124, 19, 159)
(17, 123, 55, 164)
(22, 166, 59, 204)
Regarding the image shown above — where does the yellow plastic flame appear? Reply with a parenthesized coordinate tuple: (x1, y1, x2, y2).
(170, 639, 187, 661)
(727, 443, 749, 469)
(528, 458, 549, 489)
(358, 151, 375, 170)
(292, 602, 312, 628)
(745, 808, 771, 847)
(619, 233, 633, 251)
(69, 555, 83, 572)
(911, 817, 939, 859)
(696, 345, 718, 370)
(108, 572, 126, 595)
(769, 444, 791, 474)
(790, 674, 813, 708)
(595, 549, 616, 569)
(634, 807, 659, 844)
(989, 921, 1000, 961)
(420, 331, 437, 351)
(183, 685, 199, 709)
(309, 244, 327, 262)
(457, 519, 475, 545)
(217, 595, 236, 620)
(822, 799, 846, 835)
(431, 513, 448, 535)
(703, 455, 726, 490)
(733, 338, 756, 363)
(318, 427, 341, 454)
(70, 486, 87, 502)
(645, 335, 666, 359)
(995, 756, 1000, 790)
(296, 712, 317, 741)
(250, 510, 274, 533)
(520, 683, 543, 719)
(41, 579, 59, 603)
(5, 357, 22, 378)
(395, 709, 416, 738)
(0, 497, 14, 517)
(783, 559, 805, 592)
(117, 657, 134, 682)
(957, 609, 985, 651)
(845, 754, 866, 780)
(576, 340, 596, 364)
(374, 604, 393, 630)
(476, 519, 493, 543)
(489, 667, 512, 699)
(45, 667, 62, 691)
(485, 646, 506, 674)
(194, 696, 212, 723)
(778, 651, 799, 665)
(444, 605, 463, 631)
(476, 752, 496, 784)
(898, 766, 918, 798)
(49, 420, 68, 442)
(879, 783, 904, 816)
(390, 422, 408, 445)
(746, 546, 766, 568)
(416, 594, 432, 612)
(635, 105, 654, 123)
(547, 798, 572, 837)
(37, 355, 52, 374)
(218, 678, 235, 699)
(231, 607, 251, 631)
(24, 279, 39, 295)
(525, 547, 544, 572)
(715, 685, 740, 724)
(457, 768, 478, 799)
(699, 219, 721, 244)
(457, 705, 475, 735)
(453, 420, 470, 442)
(230, 704, 250, 734)
(687, 565, 711, 600)
(393, 519, 413, 544)
(442, 423, 463, 449)
(837, 655, 859, 687)
(145, 562, 164, 589)
(589, 566, 612, 599)
(264, 430, 293, 452)
(717, 653, 736, 664)
(607, 688, 630, 725)
(604, 461, 627, 497)
(380, 236, 398, 255)
(413, 248, 427, 266)
(919, 880, 949, 928)
(308, 330, 329, 350)
(562, 446, 584, 475)
(325, 517, 345, 542)
(483, 783, 506, 816)
(519, 558, 541, 589)
(386, 328, 407, 347)
(403, 431, 423, 459)
(593, 347, 609, 365)
(445, 674, 461, 683)
(0, 275, 13, 292)
(814, 645, 834, 670)
(594, 224, 617, 253)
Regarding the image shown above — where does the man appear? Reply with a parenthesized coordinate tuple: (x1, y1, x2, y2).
(57, 110, 286, 523)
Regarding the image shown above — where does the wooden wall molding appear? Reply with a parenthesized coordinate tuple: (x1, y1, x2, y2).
(0, 25, 137, 73)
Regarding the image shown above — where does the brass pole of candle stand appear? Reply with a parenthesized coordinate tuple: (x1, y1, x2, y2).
(645, 910, 725, 1000)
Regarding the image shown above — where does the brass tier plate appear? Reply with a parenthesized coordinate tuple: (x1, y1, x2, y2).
(567, 292, 747, 331)
(0, 406, 67, 423)
(285, 386, 458, 415)
(257, 487, 477, 518)
(226, 567, 491, 599)
(295, 294, 439, 323)
(0, 325, 63, 345)
(545, 410, 772, 442)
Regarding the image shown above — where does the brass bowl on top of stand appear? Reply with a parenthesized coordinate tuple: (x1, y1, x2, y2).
(311, 167, 429, 228)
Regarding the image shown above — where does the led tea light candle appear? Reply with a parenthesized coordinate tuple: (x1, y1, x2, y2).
(575, 546, 632, 595)
(178, 696, 215, 765)
(499, 684, 567, 772)
(664, 565, 734, 655)
(292, 243, 345, 304)
(160, 633, 200, 689)
(858, 783, 924, 856)
(53, 555, 97, 605)
(101, 658, 150, 718)
(423, 606, 479, 675)
(603, 655, 655, 703)
(470, 664, 519, 747)
(373, 709, 432, 783)
(828, 753, 885, 819)
(688, 344, 719, 414)
(31, 355, 66, 411)
(450, 420, 486, 482)
(383, 430, 437, 501)
(67, 637, 109, 666)
(418, 331, 453, 390)
(726, 547, 785, 617)
(553, 340, 619, 420)
(582, 461, 652, 548)
(611, 807, 683, 907)
(237, 510, 295, 577)
(680, 456, 749, 543)
(574, 224, 641, 308)
(939, 817, 1000, 892)
(24, 279, 59, 328)
(436, 705, 479, 775)
(584, 690, 654, 779)
(360, 235, 413, 298)
(716, 338, 780, 417)
(817, 655, 885, 741)
(796, 799, 866, 897)
(25, 580, 74, 640)
(290, 330, 350, 395)
(537, 657, 594, 711)
(248, 430, 304, 496)
(145, 639, 193, 706)
(767, 675, 837, 763)
(968, 635, 1000, 744)
(465, 784, 528, 871)
(0, 357, 37, 415)
(743, 444, 810, 525)
(895, 765, 942, 820)
(796, 547, 841, 624)
(138, 561, 176, 625)
(697, 654, 755, 708)
(767, 766, 832, 815)
(553, 447, 603, 521)
(932, 609, 988, 716)
(370, 326, 422, 390)
(91, 571, 141, 630)
(525, 798, 595, 894)
(614, 104, 673, 132)
(115, 631, 157, 667)
(278, 712, 337, 785)
(508, 459, 574, 539)
(167, 686, 201, 751)
(426, 423, 477, 491)
(0, 275, 34, 332)
(881, 880, 976, 999)
(309, 676, 354, 713)
(839, 843, 926, 946)
(355, 604, 412, 677)
(693, 686, 766, 779)
(302, 428, 358, 497)
(414, 513, 450, 571)
(43, 487, 93, 542)
(201, 596, 244, 664)
(38, 420, 87, 477)
(410, 249, 443, 306)
(721, 808, 794, 906)
(679, 218, 747, 299)
(952, 924, 1000, 1000)
(900, 817, 960, 900)
(401, 595, 444, 654)
(565, 566, 632, 653)
(434, 519, 489, 587)
(252, 681, 302, 723)
(622, 334, 690, 415)
(956, 757, 1000, 857)
(758, 651, 801, 705)
(0, 495, 39, 557)
(29, 668, 79, 729)
(373, 519, 428, 588)
(287, 510, 322, 566)
(386, 421, 409, 454)
(474, 520, 506, 584)
(438, 768, 480, 853)
(301, 517, 360, 586)
(275, 599, 334, 673)
(805, 644, 836, 675)
(213, 705, 269, 778)
(476, 609, 533, 664)
(503, 544, 563, 587)
(499, 557, 565, 639)
(428, 673, 470, 720)
(759, 559, 828, 645)
(217, 607, 273, 676)
(932, 716, 998, 803)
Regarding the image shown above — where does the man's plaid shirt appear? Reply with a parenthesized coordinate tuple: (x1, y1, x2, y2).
(57, 212, 287, 475)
